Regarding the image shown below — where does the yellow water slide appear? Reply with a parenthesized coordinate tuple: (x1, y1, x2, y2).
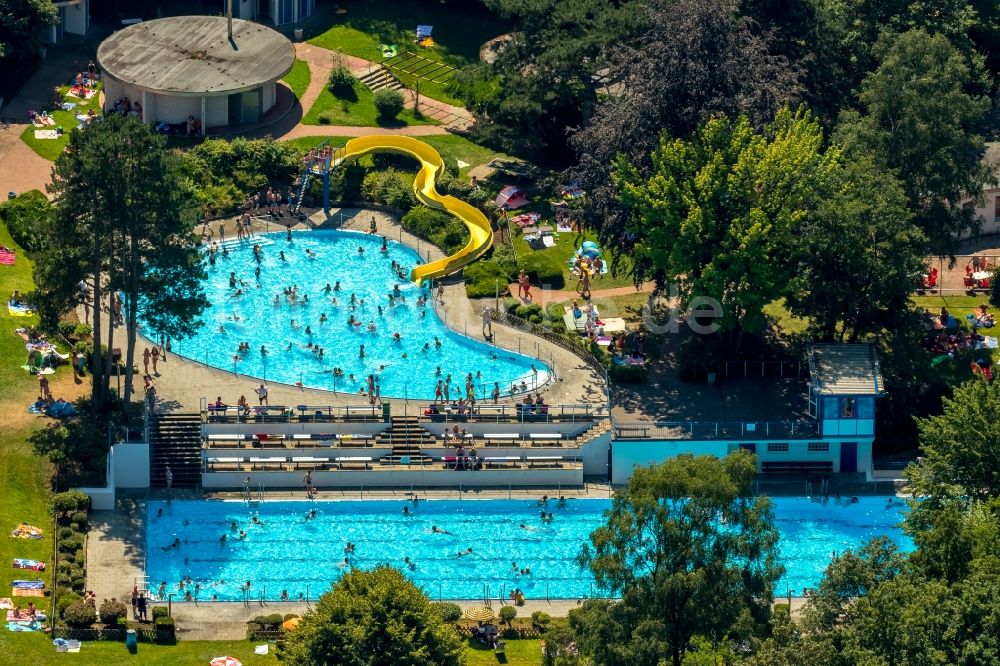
(333, 135, 493, 284)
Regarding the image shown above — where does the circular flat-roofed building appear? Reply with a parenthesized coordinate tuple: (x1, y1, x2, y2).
(97, 16, 295, 135)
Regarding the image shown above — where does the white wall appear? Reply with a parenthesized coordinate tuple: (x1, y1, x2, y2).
(113, 442, 149, 488)
(203, 466, 583, 489)
(205, 95, 228, 128)
(960, 187, 1000, 237)
(102, 75, 144, 113)
(150, 93, 200, 124)
(612, 440, 731, 485)
(64, 0, 88, 35)
(236, 0, 257, 19)
(263, 82, 276, 113)
(579, 431, 610, 477)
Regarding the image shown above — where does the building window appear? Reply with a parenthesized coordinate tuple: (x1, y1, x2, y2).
(767, 443, 789, 453)
(840, 397, 856, 418)
(808, 442, 829, 452)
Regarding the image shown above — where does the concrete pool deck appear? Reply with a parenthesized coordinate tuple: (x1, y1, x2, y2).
(88, 206, 606, 414)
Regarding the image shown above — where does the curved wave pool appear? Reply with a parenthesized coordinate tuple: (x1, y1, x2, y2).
(146, 497, 913, 601)
(166, 230, 548, 399)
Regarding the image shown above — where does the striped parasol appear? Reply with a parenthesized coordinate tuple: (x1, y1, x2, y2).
(464, 606, 495, 622)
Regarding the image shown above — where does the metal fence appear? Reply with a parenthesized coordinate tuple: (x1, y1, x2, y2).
(614, 420, 818, 441)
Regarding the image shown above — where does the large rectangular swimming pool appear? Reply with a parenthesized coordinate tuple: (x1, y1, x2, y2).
(146, 497, 912, 602)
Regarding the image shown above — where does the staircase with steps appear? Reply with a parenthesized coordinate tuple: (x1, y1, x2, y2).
(358, 66, 404, 93)
(149, 413, 202, 488)
(378, 415, 436, 466)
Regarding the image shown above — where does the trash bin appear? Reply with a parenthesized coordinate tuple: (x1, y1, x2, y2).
(7, 192, 16, 200)
(125, 628, 138, 653)
(381, 401, 391, 422)
(293, 28, 304, 41)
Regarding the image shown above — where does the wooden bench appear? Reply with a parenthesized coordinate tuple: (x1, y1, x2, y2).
(761, 461, 833, 475)
(483, 433, 519, 447)
(334, 456, 372, 470)
(342, 406, 378, 422)
(483, 456, 520, 469)
(616, 425, 650, 439)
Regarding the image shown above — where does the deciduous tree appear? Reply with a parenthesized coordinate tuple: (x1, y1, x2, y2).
(0, 0, 57, 61)
(613, 108, 839, 348)
(283, 567, 464, 666)
(575, 452, 782, 666)
(834, 30, 992, 253)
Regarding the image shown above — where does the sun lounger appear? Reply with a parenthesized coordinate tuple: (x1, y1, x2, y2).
(12, 588, 45, 597)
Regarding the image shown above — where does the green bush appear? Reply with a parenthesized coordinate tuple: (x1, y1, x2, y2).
(610, 362, 649, 383)
(151, 606, 170, 621)
(57, 592, 81, 618)
(53, 489, 90, 514)
(56, 572, 72, 587)
(57, 558, 74, 571)
(531, 611, 552, 628)
(519, 253, 565, 289)
(63, 601, 97, 627)
(373, 88, 405, 120)
(401, 205, 469, 255)
(69, 564, 84, 581)
(318, 113, 332, 125)
(59, 532, 85, 553)
(498, 605, 517, 626)
(73, 549, 85, 565)
(57, 526, 74, 540)
(492, 243, 518, 278)
(71, 511, 88, 527)
(0, 189, 52, 253)
(328, 66, 355, 95)
(99, 599, 128, 625)
(71, 577, 86, 592)
(465, 260, 511, 298)
(73, 323, 92, 339)
(432, 602, 463, 622)
(360, 168, 416, 212)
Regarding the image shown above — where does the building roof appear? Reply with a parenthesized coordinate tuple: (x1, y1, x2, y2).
(96, 16, 294, 97)
(808, 344, 884, 396)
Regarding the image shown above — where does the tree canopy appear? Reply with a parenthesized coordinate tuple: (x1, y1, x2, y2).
(282, 566, 464, 666)
(0, 0, 57, 62)
(574, 452, 781, 666)
(834, 29, 992, 253)
(613, 108, 839, 344)
(41, 115, 206, 410)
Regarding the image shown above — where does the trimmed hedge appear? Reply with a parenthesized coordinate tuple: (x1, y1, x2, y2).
(64, 601, 97, 627)
(518, 253, 565, 289)
(0, 189, 52, 253)
(432, 602, 463, 623)
(373, 88, 405, 120)
(465, 260, 511, 298)
(400, 205, 469, 255)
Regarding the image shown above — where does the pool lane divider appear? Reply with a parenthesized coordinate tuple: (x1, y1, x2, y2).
(330, 136, 494, 285)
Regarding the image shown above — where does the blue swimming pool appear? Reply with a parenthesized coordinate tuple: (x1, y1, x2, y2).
(145, 497, 913, 601)
(163, 230, 548, 399)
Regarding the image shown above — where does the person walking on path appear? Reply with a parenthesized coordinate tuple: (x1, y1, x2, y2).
(482, 307, 492, 338)
(303, 470, 312, 494)
(142, 347, 150, 375)
(150, 346, 160, 375)
(255, 383, 269, 405)
(136, 593, 147, 622)
(131, 585, 139, 619)
(38, 374, 51, 400)
(165, 464, 173, 495)
(436, 283, 445, 305)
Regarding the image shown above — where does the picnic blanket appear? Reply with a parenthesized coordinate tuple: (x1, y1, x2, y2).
(8, 302, 35, 316)
(511, 212, 542, 227)
(0, 598, 12, 609)
(7, 610, 46, 622)
(66, 86, 96, 99)
(33, 130, 60, 140)
(7, 620, 40, 632)
(13, 559, 45, 572)
(12, 580, 46, 589)
(9, 524, 43, 539)
(0, 248, 14, 265)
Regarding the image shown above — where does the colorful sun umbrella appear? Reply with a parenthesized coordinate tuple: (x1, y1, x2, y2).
(464, 606, 495, 622)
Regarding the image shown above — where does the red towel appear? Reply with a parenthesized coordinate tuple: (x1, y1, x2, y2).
(0, 250, 15, 266)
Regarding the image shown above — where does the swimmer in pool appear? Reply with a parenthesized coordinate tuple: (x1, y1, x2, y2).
(290, 319, 299, 330)
(434, 337, 442, 349)
(279, 251, 287, 261)
(368, 321, 377, 333)
(359, 345, 366, 358)
(519, 524, 539, 532)
(402, 506, 411, 515)
(323, 283, 332, 293)
(404, 557, 416, 570)
(220, 534, 227, 543)
(320, 313, 328, 323)
(260, 345, 268, 356)
(252, 515, 264, 526)
(305, 326, 312, 335)
(161, 538, 181, 551)
(357, 246, 364, 255)
(238, 530, 247, 539)
(456, 547, 473, 557)
(431, 525, 452, 535)
(393, 332, 401, 343)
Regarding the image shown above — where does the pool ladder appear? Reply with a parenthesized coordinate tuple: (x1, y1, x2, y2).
(805, 479, 829, 498)
(243, 483, 265, 506)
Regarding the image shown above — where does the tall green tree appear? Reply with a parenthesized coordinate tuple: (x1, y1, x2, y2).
(613, 108, 839, 347)
(41, 115, 206, 412)
(283, 566, 464, 666)
(785, 157, 926, 341)
(907, 379, 1000, 503)
(0, 0, 57, 61)
(834, 30, 992, 253)
(568, 0, 801, 269)
(575, 452, 782, 666)
(454, 0, 641, 163)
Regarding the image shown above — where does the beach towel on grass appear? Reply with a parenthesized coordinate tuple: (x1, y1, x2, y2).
(13, 559, 45, 571)
(0, 250, 14, 266)
(33, 130, 59, 140)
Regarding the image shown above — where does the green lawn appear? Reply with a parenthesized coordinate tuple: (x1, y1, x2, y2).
(282, 58, 311, 100)
(0, 223, 53, 639)
(763, 298, 811, 336)
(512, 227, 636, 291)
(20, 84, 102, 161)
(0, 634, 543, 664)
(282, 136, 353, 153)
(301, 80, 438, 127)
(305, 0, 507, 105)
